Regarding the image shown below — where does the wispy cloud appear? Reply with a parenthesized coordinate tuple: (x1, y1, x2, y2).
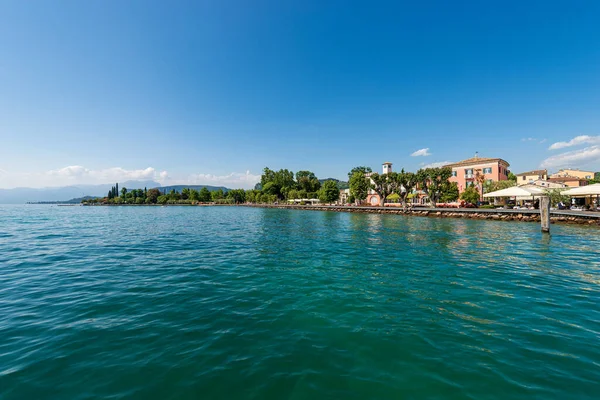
(0, 166, 262, 189)
(540, 146, 600, 169)
(422, 161, 453, 169)
(411, 148, 431, 157)
(549, 135, 600, 150)
(521, 137, 546, 144)
(46, 166, 168, 183)
(177, 170, 261, 189)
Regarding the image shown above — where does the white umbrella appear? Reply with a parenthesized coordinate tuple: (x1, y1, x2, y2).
(561, 183, 600, 196)
(483, 185, 545, 198)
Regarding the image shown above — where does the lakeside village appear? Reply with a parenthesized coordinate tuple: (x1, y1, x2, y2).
(82, 154, 600, 212)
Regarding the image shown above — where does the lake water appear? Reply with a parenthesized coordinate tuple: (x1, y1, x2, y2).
(1, 205, 599, 399)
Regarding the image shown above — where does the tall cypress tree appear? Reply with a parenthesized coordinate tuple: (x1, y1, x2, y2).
(115, 183, 119, 197)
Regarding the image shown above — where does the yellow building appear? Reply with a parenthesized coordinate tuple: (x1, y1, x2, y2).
(550, 169, 595, 180)
(515, 169, 547, 186)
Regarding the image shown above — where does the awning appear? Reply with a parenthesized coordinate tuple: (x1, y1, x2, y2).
(561, 183, 600, 196)
(483, 185, 545, 198)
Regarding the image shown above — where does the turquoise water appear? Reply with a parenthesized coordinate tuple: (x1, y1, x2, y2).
(1, 205, 599, 399)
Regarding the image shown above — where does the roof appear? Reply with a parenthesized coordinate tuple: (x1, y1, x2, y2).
(382, 162, 392, 165)
(444, 156, 510, 168)
(515, 169, 547, 176)
(548, 177, 588, 182)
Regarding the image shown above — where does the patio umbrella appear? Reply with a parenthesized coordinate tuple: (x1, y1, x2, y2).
(561, 183, 600, 196)
(483, 185, 545, 198)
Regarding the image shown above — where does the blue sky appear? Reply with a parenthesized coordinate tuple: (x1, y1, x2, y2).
(1, 0, 599, 188)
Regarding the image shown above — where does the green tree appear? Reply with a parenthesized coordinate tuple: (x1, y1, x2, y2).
(386, 193, 400, 202)
(262, 182, 279, 196)
(115, 183, 119, 197)
(287, 189, 299, 200)
(146, 188, 160, 204)
(318, 180, 340, 204)
(545, 188, 570, 207)
(198, 187, 211, 202)
(245, 189, 260, 203)
(260, 167, 296, 199)
(369, 173, 394, 206)
(181, 188, 191, 200)
(508, 172, 517, 182)
(189, 189, 200, 202)
(347, 166, 372, 180)
(416, 167, 453, 207)
(349, 171, 370, 205)
(483, 180, 516, 195)
(296, 170, 321, 192)
(440, 182, 459, 202)
(460, 186, 480, 204)
(121, 187, 127, 198)
(226, 189, 246, 204)
(157, 195, 169, 205)
(211, 189, 224, 201)
(394, 170, 417, 210)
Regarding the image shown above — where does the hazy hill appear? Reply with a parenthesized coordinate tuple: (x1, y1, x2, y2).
(0, 180, 160, 204)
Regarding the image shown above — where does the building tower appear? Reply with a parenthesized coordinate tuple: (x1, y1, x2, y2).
(383, 162, 393, 174)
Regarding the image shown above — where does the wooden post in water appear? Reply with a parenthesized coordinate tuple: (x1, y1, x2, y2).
(540, 196, 550, 234)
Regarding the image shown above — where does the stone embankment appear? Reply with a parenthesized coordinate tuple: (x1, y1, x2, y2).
(244, 204, 600, 227)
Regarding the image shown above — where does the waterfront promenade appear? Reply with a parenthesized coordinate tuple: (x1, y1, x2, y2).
(244, 204, 600, 226)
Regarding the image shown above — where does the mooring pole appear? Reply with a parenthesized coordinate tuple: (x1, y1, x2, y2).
(540, 196, 550, 234)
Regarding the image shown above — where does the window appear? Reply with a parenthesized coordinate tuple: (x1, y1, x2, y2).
(465, 168, 473, 177)
(483, 167, 492, 174)
(451, 171, 457, 177)
(522, 176, 526, 181)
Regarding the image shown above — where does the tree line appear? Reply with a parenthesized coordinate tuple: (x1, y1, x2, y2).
(348, 166, 460, 209)
(84, 185, 249, 205)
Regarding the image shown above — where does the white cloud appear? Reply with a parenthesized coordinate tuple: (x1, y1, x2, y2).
(549, 135, 600, 150)
(422, 161, 453, 169)
(0, 166, 169, 188)
(411, 148, 431, 157)
(521, 137, 536, 142)
(539, 138, 547, 144)
(46, 166, 168, 183)
(0, 165, 262, 189)
(183, 170, 261, 189)
(540, 146, 600, 169)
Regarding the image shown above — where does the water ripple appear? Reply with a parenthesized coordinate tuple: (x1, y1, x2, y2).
(0, 205, 599, 399)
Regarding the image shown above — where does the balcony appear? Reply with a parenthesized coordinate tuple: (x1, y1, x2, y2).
(465, 174, 474, 179)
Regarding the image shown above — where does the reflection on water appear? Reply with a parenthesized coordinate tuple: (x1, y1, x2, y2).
(0, 205, 599, 400)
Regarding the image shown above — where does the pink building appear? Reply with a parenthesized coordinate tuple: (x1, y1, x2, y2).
(445, 155, 510, 193)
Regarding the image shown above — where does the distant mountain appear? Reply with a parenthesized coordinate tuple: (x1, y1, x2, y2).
(319, 178, 349, 190)
(0, 180, 160, 204)
(28, 196, 97, 204)
(154, 185, 231, 193)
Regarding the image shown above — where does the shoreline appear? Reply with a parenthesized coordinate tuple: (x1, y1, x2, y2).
(69, 202, 600, 226)
(242, 204, 600, 227)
